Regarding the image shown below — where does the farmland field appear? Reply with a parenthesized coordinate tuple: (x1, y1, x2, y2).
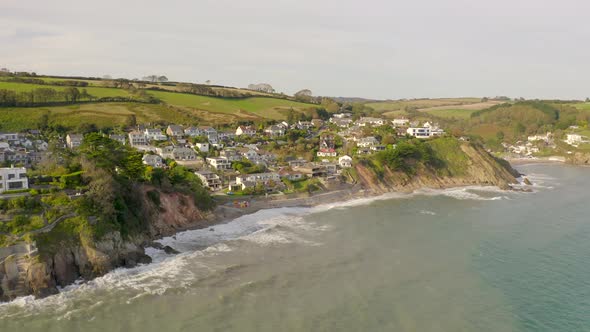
(148, 90, 316, 119)
(0, 81, 131, 98)
(0, 103, 197, 131)
(422, 108, 477, 119)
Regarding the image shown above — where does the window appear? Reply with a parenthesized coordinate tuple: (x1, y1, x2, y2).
(8, 181, 23, 189)
(8, 174, 15, 180)
(19, 174, 26, 179)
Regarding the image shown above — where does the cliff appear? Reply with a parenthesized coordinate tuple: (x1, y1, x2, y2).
(567, 152, 590, 166)
(0, 187, 211, 302)
(354, 141, 519, 194)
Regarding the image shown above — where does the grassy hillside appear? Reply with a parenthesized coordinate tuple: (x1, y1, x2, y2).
(0, 78, 320, 130)
(0, 81, 131, 98)
(367, 98, 481, 113)
(149, 90, 315, 119)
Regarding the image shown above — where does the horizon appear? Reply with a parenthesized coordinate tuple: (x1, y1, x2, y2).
(2, 0, 590, 100)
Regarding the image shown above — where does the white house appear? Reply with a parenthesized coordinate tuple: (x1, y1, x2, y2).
(195, 143, 210, 153)
(565, 134, 585, 146)
(206, 157, 232, 170)
(235, 172, 281, 190)
(339, 155, 352, 168)
(0, 166, 28, 193)
(391, 118, 410, 127)
(357, 117, 385, 127)
(264, 125, 285, 137)
(128, 131, 148, 146)
(66, 134, 83, 149)
(195, 171, 222, 191)
(144, 128, 168, 141)
(236, 126, 256, 136)
(357, 136, 379, 148)
(407, 127, 431, 138)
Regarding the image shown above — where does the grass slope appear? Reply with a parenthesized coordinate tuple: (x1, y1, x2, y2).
(0, 81, 131, 98)
(149, 90, 316, 119)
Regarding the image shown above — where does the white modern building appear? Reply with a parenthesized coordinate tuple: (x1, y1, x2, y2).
(338, 155, 352, 168)
(0, 166, 28, 193)
(406, 127, 431, 138)
(206, 157, 232, 170)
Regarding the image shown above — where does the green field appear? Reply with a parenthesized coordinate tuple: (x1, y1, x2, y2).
(0, 81, 131, 98)
(367, 98, 481, 112)
(149, 90, 316, 119)
(422, 108, 477, 119)
(0, 103, 198, 131)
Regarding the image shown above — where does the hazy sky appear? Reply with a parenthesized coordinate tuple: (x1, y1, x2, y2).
(1, 0, 589, 99)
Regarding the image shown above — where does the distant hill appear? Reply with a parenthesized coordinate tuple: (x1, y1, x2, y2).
(0, 75, 321, 131)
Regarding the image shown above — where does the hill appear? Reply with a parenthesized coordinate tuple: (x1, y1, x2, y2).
(0, 77, 320, 130)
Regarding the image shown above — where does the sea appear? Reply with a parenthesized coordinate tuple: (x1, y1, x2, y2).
(0, 163, 589, 332)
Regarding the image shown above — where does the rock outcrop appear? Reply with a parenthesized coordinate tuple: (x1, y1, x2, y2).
(355, 142, 519, 194)
(0, 188, 210, 302)
(567, 152, 590, 166)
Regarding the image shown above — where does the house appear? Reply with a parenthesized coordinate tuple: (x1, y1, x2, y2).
(195, 171, 222, 191)
(218, 131, 235, 141)
(0, 166, 28, 193)
(66, 134, 83, 149)
(200, 127, 218, 142)
(206, 157, 232, 170)
(330, 118, 353, 127)
(278, 168, 305, 181)
(170, 147, 197, 161)
(235, 172, 282, 191)
(184, 126, 202, 137)
(294, 163, 326, 178)
(142, 154, 164, 168)
(317, 134, 337, 157)
(243, 149, 260, 162)
(288, 158, 308, 168)
(235, 126, 256, 136)
(144, 128, 168, 141)
(565, 134, 585, 146)
(264, 125, 285, 137)
(109, 134, 126, 145)
(296, 121, 313, 130)
(357, 136, 379, 148)
(357, 117, 385, 127)
(166, 125, 184, 138)
(339, 155, 352, 168)
(406, 127, 431, 138)
(528, 133, 552, 143)
(220, 148, 242, 162)
(391, 118, 410, 127)
(128, 131, 148, 146)
(0, 133, 18, 142)
(333, 113, 352, 119)
(370, 145, 386, 152)
(195, 143, 209, 153)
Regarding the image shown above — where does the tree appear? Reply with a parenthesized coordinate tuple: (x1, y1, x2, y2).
(496, 131, 505, 141)
(248, 83, 275, 93)
(294, 89, 313, 102)
(158, 76, 168, 83)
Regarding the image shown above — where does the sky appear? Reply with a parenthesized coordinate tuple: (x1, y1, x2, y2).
(1, 0, 589, 100)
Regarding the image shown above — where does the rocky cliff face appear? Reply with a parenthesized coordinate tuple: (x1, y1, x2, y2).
(0, 188, 210, 302)
(355, 143, 519, 194)
(567, 152, 590, 166)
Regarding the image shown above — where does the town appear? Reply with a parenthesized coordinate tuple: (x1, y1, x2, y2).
(0, 114, 446, 196)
